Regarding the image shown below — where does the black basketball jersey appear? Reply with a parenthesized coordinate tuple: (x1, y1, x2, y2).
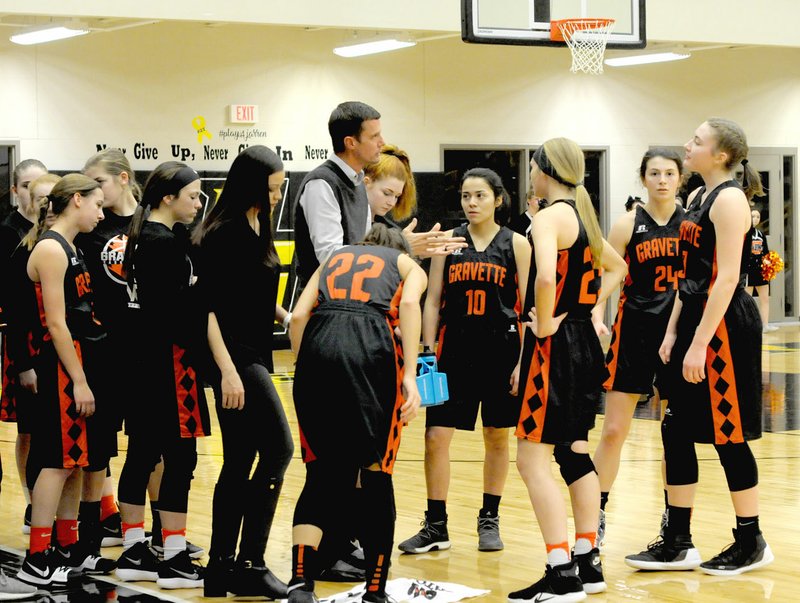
(523, 200, 600, 319)
(679, 181, 749, 301)
(440, 225, 520, 330)
(317, 245, 404, 320)
(76, 211, 133, 335)
(34, 231, 104, 343)
(621, 204, 685, 314)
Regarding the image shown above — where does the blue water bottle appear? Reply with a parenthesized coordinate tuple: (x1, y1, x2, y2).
(416, 354, 449, 407)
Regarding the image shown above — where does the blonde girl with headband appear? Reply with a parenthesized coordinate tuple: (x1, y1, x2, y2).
(511, 139, 626, 602)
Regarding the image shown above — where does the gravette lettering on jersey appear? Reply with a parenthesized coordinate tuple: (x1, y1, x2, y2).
(679, 221, 703, 249)
(634, 237, 680, 263)
(100, 234, 128, 285)
(447, 261, 507, 286)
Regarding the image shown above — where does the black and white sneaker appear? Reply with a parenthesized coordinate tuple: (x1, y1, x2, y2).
(54, 543, 117, 576)
(156, 550, 204, 589)
(115, 541, 161, 582)
(80, 552, 117, 575)
(699, 529, 774, 576)
(100, 513, 123, 547)
(574, 548, 607, 594)
(625, 535, 702, 571)
(16, 551, 70, 587)
(398, 513, 450, 553)
(508, 560, 586, 603)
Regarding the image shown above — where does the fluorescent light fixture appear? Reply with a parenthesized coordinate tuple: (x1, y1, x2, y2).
(605, 51, 690, 67)
(333, 38, 416, 58)
(11, 23, 90, 46)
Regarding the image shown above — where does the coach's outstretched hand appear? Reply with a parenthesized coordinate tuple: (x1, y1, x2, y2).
(402, 219, 468, 258)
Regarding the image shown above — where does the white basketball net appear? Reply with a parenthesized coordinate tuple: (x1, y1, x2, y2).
(556, 19, 615, 75)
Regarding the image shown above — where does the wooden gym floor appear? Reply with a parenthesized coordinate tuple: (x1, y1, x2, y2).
(0, 326, 798, 602)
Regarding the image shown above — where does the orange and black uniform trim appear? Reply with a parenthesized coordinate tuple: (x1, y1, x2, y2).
(664, 180, 762, 443)
(516, 200, 605, 445)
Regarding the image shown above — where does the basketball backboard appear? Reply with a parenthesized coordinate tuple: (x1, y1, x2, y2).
(461, 0, 646, 49)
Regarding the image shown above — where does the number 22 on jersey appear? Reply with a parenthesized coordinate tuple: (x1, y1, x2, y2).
(326, 252, 385, 302)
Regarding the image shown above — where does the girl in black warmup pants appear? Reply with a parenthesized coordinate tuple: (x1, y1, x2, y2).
(194, 145, 294, 598)
(116, 161, 212, 589)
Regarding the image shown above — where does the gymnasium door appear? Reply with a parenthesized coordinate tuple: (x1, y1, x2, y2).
(744, 154, 789, 322)
(0, 144, 16, 223)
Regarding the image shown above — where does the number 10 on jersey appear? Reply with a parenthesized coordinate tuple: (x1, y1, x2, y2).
(465, 289, 486, 315)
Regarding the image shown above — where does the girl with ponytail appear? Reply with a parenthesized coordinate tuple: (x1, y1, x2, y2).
(115, 161, 210, 589)
(626, 119, 772, 576)
(79, 149, 144, 548)
(17, 174, 118, 586)
(510, 138, 626, 602)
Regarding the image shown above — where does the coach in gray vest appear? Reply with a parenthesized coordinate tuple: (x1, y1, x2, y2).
(294, 102, 384, 284)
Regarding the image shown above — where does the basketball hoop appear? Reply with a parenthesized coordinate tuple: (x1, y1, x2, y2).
(551, 18, 615, 75)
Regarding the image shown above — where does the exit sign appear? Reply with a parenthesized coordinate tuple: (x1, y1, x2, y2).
(228, 104, 259, 124)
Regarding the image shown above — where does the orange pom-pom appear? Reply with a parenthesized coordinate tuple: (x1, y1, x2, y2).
(761, 250, 784, 282)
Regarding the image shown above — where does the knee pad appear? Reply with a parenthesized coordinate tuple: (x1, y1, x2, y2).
(715, 442, 758, 491)
(554, 446, 596, 486)
(661, 420, 698, 485)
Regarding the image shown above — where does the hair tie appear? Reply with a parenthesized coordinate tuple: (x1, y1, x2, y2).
(575, 181, 585, 187)
(740, 158, 750, 188)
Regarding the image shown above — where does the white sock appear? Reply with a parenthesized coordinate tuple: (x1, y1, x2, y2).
(547, 547, 570, 566)
(122, 527, 146, 550)
(574, 537, 593, 555)
(163, 533, 186, 560)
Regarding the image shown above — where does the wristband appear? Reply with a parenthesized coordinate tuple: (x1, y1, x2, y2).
(282, 313, 292, 329)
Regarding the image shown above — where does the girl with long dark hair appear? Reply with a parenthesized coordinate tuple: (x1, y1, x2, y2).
(194, 145, 294, 598)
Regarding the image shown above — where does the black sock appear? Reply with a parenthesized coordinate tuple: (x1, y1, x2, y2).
(736, 515, 760, 542)
(665, 505, 691, 538)
(78, 501, 101, 554)
(600, 492, 609, 511)
(427, 499, 447, 522)
(150, 501, 162, 544)
(360, 471, 394, 599)
(290, 544, 317, 587)
(480, 493, 501, 517)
